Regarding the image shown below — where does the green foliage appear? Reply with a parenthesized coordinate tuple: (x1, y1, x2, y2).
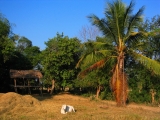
(129, 90, 151, 103)
(0, 16, 41, 90)
(0, 13, 15, 62)
(6, 37, 41, 70)
(0, 5, 159, 105)
(41, 33, 81, 88)
(0, 13, 10, 38)
(100, 90, 113, 100)
(24, 46, 41, 68)
(1, 37, 15, 62)
(0, 13, 16, 91)
(8, 51, 33, 69)
(126, 57, 160, 104)
(17, 36, 32, 52)
(124, 15, 160, 103)
(77, 0, 160, 106)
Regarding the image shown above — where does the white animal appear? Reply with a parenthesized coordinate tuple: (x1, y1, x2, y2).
(61, 104, 75, 114)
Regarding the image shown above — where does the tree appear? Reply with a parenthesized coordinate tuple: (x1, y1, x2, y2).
(0, 13, 17, 91)
(9, 36, 41, 70)
(41, 33, 81, 94)
(16, 36, 32, 53)
(139, 15, 160, 60)
(79, 25, 100, 41)
(0, 13, 15, 62)
(76, 37, 114, 98)
(0, 13, 10, 38)
(24, 46, 41, 68)
(76, 0, 160, 106)
(0, 13, 41, 92)
(126, 15, 160, 104)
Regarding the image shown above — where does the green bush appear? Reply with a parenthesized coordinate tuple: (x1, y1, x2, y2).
(100, 90, 113, 100)
(128, 90, 151, 103)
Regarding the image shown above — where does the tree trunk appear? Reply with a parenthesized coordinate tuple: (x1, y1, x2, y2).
(150, 89, 156, 104)
(113, 53, 128, 107)
(96, 85, 101, 98)
(50, 79, 55, 95)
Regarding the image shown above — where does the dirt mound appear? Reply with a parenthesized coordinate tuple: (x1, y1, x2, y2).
(0, 92, 42, 115)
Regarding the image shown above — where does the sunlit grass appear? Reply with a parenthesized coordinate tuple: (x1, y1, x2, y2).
(0, 93, 160, 120)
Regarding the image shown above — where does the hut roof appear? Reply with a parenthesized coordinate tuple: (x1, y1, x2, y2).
(10, 69, 43, 79)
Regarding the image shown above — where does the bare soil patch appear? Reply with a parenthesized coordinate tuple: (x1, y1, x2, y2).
(0, 92, 160, 120)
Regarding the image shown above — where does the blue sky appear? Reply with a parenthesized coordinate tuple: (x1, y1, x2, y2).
(0, 0, 160, 50)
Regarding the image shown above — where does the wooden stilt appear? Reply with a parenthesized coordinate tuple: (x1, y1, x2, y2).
(14, 79, 17, 93)
(28, 80, 31, 94)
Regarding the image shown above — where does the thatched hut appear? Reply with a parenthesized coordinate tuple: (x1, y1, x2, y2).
(10, 69, 43, 79)
(10, 69, 43, 94)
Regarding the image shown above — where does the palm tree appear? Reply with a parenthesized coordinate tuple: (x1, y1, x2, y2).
(76, 0, 160, 106)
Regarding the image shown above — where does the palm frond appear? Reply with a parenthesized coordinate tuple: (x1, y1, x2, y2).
(76, 56, 85, 68)
(125, 31, 148, 47)
(131, 51, 160, 75)
(106, 0, 132, 41)
(105, 1, 120, 40)
(123, 0, 135, 27)
(76, 53, 97, 69)
(78, 58, 109, 77)
(96, 50, 114, 57)
(88, 14, 117, 44)
(148, 28, 160, 36)
(76, 41, 112, 69)
(125, 28, 160, 49)
(92, 42, 112, 49)
(127, 6, 145, 35)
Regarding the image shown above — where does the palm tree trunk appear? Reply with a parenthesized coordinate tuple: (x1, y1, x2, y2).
(115, 63, 121, 106)
(114, 53, 128, 106)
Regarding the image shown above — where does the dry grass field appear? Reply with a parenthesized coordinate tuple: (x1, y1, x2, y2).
(0, 92, 160, 120)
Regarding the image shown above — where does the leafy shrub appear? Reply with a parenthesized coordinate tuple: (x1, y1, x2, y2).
(100, 90, 113, 100)
(128, 90, 151, 103)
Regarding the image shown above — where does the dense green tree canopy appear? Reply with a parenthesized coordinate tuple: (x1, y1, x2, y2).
(0, 13, 16, 91)
(17, 36, 32, 53)
(0, 13, 11, 38)
(41, 34, 81, 88)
